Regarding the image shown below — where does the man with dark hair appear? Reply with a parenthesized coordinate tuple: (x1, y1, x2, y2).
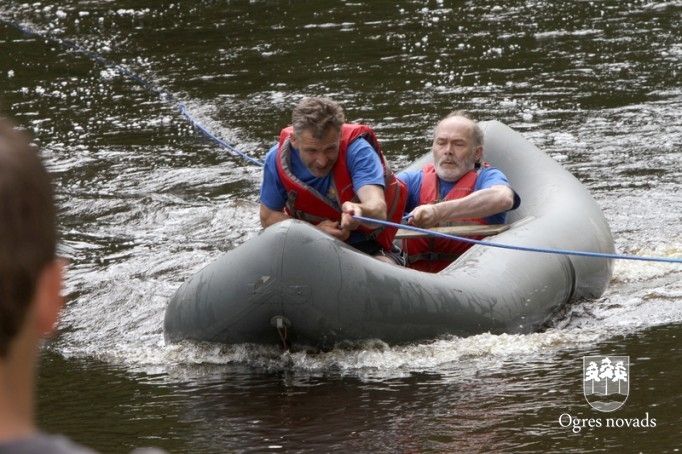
(259, 96, 407, 264)
(0, 107, 170, 452)
(0, 115, 100, 452)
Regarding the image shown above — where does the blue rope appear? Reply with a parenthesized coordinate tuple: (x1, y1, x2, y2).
(0, 18, 264, 167)
(354, 215, 682, 264)
(4, 19, 679, 265)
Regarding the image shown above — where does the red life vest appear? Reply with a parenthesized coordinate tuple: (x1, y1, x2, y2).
(403, 163, 489, 273)
(276, 123, 407, 251)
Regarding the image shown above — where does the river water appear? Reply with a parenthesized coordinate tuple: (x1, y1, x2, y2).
(1, 1, 681, 452)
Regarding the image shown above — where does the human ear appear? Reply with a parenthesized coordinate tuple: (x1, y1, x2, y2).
(34, 259, 66, 337)
(474, 145, 484, 163)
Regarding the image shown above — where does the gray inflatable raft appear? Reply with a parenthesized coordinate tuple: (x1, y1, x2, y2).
(164, 121, 614, 349)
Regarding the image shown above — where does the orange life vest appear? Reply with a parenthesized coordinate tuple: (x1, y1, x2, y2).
(403, 163, 489, 272)
(276, 123, 407, 251)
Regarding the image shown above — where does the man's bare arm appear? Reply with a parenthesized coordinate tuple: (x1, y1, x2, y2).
(341, 184, 387, 230)
(410, 185, 515, 229)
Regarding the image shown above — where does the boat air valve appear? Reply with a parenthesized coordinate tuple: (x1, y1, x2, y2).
(270, 316, 292, 350)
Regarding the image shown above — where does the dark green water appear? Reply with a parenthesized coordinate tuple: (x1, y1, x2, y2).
(37, 324, 682, 453)
(1, 1, 681, 452)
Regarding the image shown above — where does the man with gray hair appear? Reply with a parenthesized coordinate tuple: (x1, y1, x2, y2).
(397, 111, 520, 272)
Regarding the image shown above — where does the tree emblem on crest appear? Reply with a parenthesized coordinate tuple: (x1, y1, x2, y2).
(583, 356, 629, 412)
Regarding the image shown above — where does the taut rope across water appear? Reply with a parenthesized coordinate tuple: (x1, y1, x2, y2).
(2, 17, 679, 265)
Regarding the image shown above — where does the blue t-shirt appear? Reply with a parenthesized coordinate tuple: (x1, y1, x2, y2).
(397, 167, 520, 225)
(259, 137, 385, 244)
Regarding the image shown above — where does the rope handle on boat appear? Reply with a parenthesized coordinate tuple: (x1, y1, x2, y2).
(354, 215, 682, 264)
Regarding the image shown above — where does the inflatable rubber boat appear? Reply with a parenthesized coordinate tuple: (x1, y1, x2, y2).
(164, 121, 615, 349)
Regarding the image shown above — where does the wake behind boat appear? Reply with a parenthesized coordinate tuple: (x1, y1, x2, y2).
(164, 121, 615, 349)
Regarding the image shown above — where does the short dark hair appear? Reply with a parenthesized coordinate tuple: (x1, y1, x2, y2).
(291, 97, 345, 141)
(0, 116, 57, 357)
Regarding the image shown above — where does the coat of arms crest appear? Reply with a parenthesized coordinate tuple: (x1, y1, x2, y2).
(583, 356, 629, 412)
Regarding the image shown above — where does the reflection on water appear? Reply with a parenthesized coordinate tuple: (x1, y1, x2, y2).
(2, 0, 681, 452)
(39, 323, 682, 453)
